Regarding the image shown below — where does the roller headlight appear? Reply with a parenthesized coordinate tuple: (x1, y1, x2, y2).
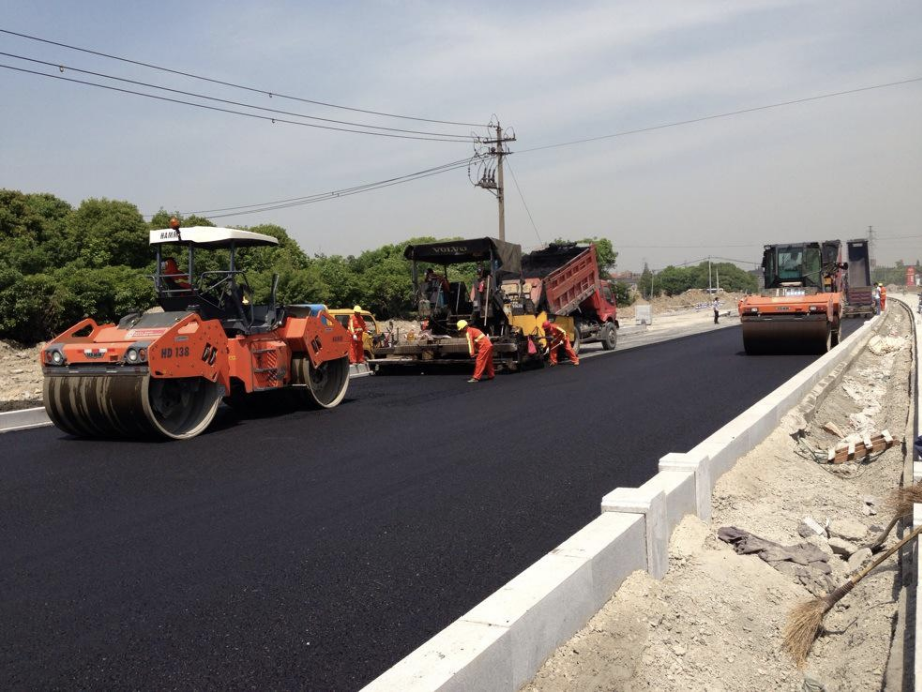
(50, 350, 64, 365)
(125, 347, 147, 363)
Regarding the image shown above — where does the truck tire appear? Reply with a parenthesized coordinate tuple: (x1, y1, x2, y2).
(571, 319, 582, 355)
(601, 322, 617, 350)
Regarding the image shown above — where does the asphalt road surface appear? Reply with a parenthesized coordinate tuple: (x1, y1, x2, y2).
(0, 321, 864, 690)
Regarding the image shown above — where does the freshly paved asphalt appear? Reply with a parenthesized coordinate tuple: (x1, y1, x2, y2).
(0, 321, 864, 690)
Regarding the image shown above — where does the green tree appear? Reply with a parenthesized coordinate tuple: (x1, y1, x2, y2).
(67, 198, 149, 268)
(657, 266, 694, 296)
(614, 281, 635, 307)
(638, 263, 655, 299)
(552, 236, 617, 272)
(0, 190, 73, 274)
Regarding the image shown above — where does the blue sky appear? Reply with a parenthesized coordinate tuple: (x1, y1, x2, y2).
(1, 0, 920, 270)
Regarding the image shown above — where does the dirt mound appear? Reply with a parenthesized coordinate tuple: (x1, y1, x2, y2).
(0, 339, 44, 412)
(627, 289, 746, 317)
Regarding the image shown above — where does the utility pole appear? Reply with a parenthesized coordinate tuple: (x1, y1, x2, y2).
(868, 225, 875, 269)
(708, 256, 712, 292)
(475, 122, 516, 242)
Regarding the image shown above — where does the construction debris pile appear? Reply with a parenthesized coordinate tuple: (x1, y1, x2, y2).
(526, 302, 915, 692)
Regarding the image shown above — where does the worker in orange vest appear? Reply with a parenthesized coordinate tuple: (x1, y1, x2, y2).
(879, 283, 887, 313)
(348, 306, 367, 364)
(161, 257, 192, 291)
(457, 319, 494, 382)
(542, 320, 579, 366)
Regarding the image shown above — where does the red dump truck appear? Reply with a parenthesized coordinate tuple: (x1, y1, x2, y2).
(505, 242, 619, 352)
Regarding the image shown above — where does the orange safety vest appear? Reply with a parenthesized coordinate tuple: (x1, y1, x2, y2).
(465, 326, 489, 356)
(547, 323, 567, 345)
(349, 314, 366, 338)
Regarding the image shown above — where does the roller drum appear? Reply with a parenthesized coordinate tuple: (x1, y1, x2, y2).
(44, 373, 223, 439)
(292, 355, 349, 409)
(741, 317, 832, 355)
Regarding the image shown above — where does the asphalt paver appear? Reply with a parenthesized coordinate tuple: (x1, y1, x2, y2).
(0, 321, 864, 690)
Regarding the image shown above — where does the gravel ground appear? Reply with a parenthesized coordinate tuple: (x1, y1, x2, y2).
(524, 304, 914, 692)
(0, 340, 43, 412)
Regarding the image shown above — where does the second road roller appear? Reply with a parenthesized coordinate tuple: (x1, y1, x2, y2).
(41, 222, 351, 440)
(738, 240, 845, 355)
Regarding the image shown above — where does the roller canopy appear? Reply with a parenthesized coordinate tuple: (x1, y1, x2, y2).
(404, 237, 522, 274)
(150, 227, 279, 248)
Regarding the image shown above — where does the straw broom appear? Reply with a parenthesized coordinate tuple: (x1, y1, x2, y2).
(865, 481, 921, 553)
(783, 524, 921, 668)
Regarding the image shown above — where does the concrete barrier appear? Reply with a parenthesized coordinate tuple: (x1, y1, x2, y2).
(363, 315, 881, 692)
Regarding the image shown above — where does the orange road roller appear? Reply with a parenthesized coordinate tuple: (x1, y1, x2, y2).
(42, 224, 351, 439)
(738, 240, 844, 355)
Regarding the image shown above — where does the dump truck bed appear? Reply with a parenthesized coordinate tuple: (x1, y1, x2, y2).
(521, 245, 599, 315)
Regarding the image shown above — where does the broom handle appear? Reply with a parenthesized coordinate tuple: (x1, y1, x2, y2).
(851, 525, 920, 584)
(866, 514, 900, 552)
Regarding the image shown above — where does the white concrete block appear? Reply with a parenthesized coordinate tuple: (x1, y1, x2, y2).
(659, 452, 712, 521)
(461, 553, 594, 686)
(914, 503, 922, 529)
(914, 461, 922, 484)
(360, 619, 511, 692)
(601, 486, 668, 579)
(554, 512, 646, 610)
(641, 471, 695, 535)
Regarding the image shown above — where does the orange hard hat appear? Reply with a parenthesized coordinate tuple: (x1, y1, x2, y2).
(542, 321, 552, 330)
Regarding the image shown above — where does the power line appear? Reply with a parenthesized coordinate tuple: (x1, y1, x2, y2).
(178, 158, 472, 215)
(0, 27, 484, 128)
(517, 78, 922, 154)
(171, 159, 474, 220)
(0, 51, 476, 140)
(0, 63, 471, 143)
(505, 159, 542, 243)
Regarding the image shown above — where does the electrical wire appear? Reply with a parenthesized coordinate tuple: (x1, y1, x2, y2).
(193, 159, 473, 219)
(505, 159, 542, 243)
(517, 78, 923, 154)
(0, 27, 484, 128)
(0, 51, 477, 140)
(0, 63, 473, 143)
(180, 157, 472, 215)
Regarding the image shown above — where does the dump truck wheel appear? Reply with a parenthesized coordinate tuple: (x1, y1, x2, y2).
(571, 320, 582, 354)
(601, 323, 617, 350)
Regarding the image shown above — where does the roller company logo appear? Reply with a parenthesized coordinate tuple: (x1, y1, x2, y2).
(159, 230, 179, 241)
(126, 328, 169, 339)
(83, 348, 108, 359)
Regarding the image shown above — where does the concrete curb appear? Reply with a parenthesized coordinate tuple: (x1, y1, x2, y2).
(0, 364, 375, 435)
(887, 295, 924, 692)
(363, 316, 880, 692)
(0, 407, 50, 434)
